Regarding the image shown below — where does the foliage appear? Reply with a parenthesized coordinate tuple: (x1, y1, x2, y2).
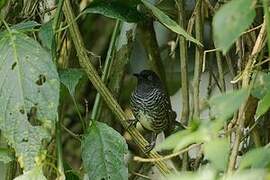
(0, 0, 270, 179)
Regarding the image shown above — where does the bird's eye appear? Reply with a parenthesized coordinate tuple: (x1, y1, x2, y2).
(147, 75, 153, 81)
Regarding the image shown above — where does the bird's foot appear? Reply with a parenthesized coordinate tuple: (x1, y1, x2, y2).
(143, 141, 155, 154)
(127, 119, 138, 129)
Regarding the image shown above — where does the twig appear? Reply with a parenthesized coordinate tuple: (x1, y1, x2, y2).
(131, 172, 151, 180)
(193, 0, 203, 117)
(216, 51, 225, 92)
(202, 48, 221, 72)
(227, 20, 267, 173)
(62, 0, 172, 175)
(176, 0, 190, 126)
(133, 144, 201, 163)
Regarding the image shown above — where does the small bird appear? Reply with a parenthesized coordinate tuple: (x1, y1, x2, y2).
(130, 70, 176, 152)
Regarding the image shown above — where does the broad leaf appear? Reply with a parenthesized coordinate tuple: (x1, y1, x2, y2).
(83, 1, 145, 22)
(156, 129, 191, 151)
(255, 91, 270, 119)
(0, 30, 59, 170)
(59, 68, 84, 96)
(252, 72, 270, 99)
(11, 21, 40, 32)
(81, 121, 128, 180)
(0, 148, 14, 164)
(204, 138, 229, 171)
(174, 129, 208, 152)
(209, 89, 249, 121)
(213, 0, 255, 54)
(167, 167, 216, 180)
(239, 147, 270, 170)
(224, 170, 265, 180)
(141, 0, 202, 46)
(14, 166, 46, 180)
(38, 21, 53, 50)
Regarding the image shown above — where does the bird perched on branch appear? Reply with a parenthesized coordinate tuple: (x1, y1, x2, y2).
(130, 70, 177, 152)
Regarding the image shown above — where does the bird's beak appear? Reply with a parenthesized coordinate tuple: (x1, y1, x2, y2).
(133, 73, 140, 78)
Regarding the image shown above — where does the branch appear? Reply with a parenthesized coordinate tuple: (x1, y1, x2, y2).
(62, 0, 172, 175)
(227, 20, 267, 173)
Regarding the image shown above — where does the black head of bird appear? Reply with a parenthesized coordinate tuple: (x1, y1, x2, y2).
(133, 70, 162, 93)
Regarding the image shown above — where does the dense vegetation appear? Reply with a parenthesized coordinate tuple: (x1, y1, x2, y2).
(0, 0, 270, 179)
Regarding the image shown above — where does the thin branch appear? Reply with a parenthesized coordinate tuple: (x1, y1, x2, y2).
(133, 144, 201, 163)
(227, 20, 267, 173)
(62, 0, 172, 175)
(193, 0, 203, 117)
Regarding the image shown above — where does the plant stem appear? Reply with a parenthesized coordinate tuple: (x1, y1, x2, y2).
(176, 0, 190, 125)
(227, 20, 267, 173)
(263, 0, 270, 56)
(62, 0, 172, 175)
(52, 0, 64, 62)
(71, 96, 86, 132)
(5, 151, 16, 180)
(216, 51, 225, 92)
(91, 20, 120, 122)
(193, 0, 203, 118)
(139, 20, 167, 86)
(176, 0, 190, 170)
(50, 0, 65, 178)
(56, 118, 65, 179)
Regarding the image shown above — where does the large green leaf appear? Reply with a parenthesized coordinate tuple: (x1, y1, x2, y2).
(81, 121, 128, 180)
(141, 0, 202, 46)
(83, 1, 145, 22)
(209, 89, 249, 121)
(239, 147, 270, 170)
(252, 72, 270, 99)
(213, 0, 255, 54)
(11, 21, 40, 32)
(59, 68, 84, 96)
(255, 91, 270, 119)
(224, 170, 265, 180)
(167, 167, 216, 180)
(0, 148, 14, 164)
(38, 21, 53, 51)
(0, 30, 59, 170)
(155, 129, 191, 151)
(14, 166, 46, 180)
(204, 138, 229, 171)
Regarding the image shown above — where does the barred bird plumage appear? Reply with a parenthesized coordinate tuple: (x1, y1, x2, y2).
(130, 70, 176, 152)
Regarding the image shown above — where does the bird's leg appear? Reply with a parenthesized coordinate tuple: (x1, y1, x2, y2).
(127, 118, 138, 129)
(143, 132, 157, 153)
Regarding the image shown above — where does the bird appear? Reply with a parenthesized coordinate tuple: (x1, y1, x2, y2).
(129, 70, 176, 152)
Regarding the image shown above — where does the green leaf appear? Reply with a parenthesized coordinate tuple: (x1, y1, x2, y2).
(252, 72, 270, 99)
(239, 147, 270, 170)
(0, 0, 8, 10)
(64, 161, 81, 180)
(0, 30, 59, 170)
(83, 1, 145, 22)
(255, 91, 270, 119)
(174, 129, 208, 152)
(213, 0, 255, 54)
(156, 129, 191, 151)
(11, 21, 40, 32)
(224, 170, 265, 180)
(209, 89, 249, 121)
(167, 167, 216, 180)
(0, 148, 14, 164)
(38, 21, 53, 50)
(81, 121, 128, 180)
(14, 166, 46, 180)
(59, 69, 84, 96)
(204, 138, 229, 171)
(141, 0, 202, 46)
